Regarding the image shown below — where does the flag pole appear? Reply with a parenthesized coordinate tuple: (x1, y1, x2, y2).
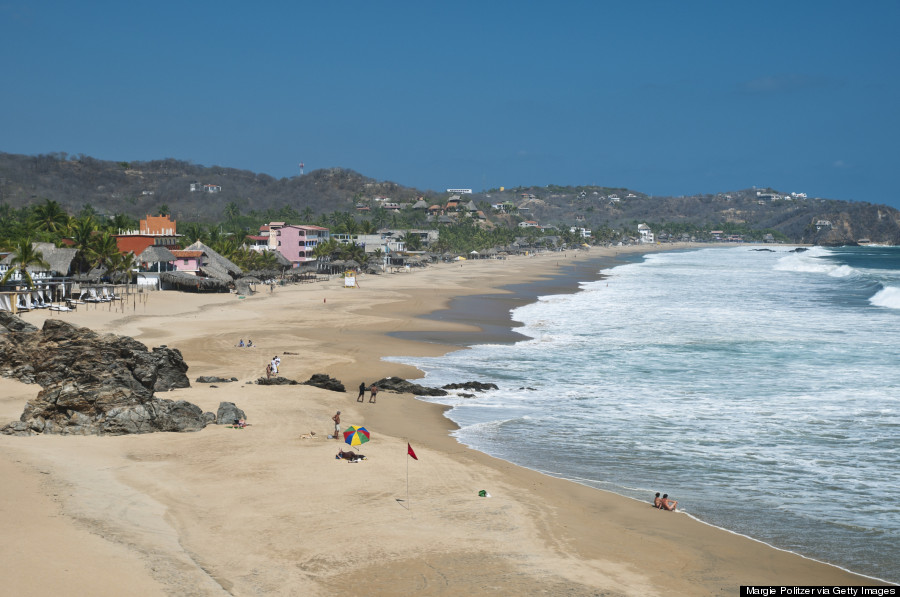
(406, 438, 410, 512)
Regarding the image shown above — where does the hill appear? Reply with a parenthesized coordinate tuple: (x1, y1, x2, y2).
(1, 152, 899, 244)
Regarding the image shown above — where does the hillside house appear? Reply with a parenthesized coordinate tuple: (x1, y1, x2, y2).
(638, 223, 654, 244)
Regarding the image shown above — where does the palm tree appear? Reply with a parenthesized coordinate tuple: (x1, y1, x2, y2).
(224, 202, 241, 221)
(89, 232, 121, 273)
(68, 215, 98, 274)
(105, 213, 137, 234)
(359, 220, 376, 235)
(30, 199, 70, 235)
(0, 239, 50, 288)
(300, 206, 314, 224)
(105, 251, 136, 284)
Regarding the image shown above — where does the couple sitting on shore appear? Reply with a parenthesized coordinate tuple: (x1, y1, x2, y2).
(653, 492, 677, 511)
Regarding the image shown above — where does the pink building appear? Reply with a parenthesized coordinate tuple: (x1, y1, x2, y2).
(170, 250, 203, 273)
(266, 222, 330, 267)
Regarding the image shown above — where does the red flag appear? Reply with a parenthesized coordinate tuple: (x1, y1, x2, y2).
(407, 443, 418, 460)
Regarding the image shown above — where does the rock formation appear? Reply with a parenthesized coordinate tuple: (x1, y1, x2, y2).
(441, 381, 499, 392)
(370, 377, 449, 397)
(216, 402, 246, 425)
(255, 376, 298, 385)
(196, 376, 238, 383)
(0, 316, 210, 436)
(302, 374, 345, 392)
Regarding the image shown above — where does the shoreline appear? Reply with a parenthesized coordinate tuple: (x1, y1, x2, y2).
(377, 245, 894, 586)
(0, 244, 886, 595)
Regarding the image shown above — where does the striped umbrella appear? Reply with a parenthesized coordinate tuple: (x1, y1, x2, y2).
(343, 425, 370, 447)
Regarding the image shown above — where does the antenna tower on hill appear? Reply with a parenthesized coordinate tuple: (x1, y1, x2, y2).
(299, 162, 305, 175)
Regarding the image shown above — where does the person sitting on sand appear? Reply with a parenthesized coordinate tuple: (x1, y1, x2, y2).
(247, 339, 253, 347)
(653, 492, 662, 508)
(660, 493, 678, 511)
(238, 339, 244, 347)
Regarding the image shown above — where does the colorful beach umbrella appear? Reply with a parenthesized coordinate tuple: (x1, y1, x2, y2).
(343, 425, 370, 447)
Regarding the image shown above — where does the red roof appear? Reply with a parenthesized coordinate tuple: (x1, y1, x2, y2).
(171, 250, 203, 258)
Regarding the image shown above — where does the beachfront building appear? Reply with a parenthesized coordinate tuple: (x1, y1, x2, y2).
(114, 214, 181, 256)
(265, 222, 330, 267)
(170, 250, 203, 273)
(570, 227, 592, 239)
(638, 223, 654, 244)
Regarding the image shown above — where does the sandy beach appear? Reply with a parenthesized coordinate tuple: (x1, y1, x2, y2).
(0, 245, 882, 596)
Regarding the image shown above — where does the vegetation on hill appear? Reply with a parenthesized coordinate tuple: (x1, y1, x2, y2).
(2, 152, 899, 253)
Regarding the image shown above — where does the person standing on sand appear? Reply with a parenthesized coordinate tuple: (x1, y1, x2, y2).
(357, 382, 366, 402)
(265, 363, 272, 379)
(369, 385, 378, 403)
(332, 411, 341, 439)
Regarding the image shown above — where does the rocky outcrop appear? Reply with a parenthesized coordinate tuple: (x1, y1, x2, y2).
(0, 312, 40, 333)
(255, 376, 298, 385)
(442, 381, 499, 392)
(196, 376, 238, 383)
(371, 377, 448, 397)
(302, 374, 345, 392)
(0, 318, 208, 436)
(216, 402, 246, 425)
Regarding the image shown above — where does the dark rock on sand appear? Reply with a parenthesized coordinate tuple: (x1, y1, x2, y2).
(0, 312, 39, 333)
(196, 376, 237, 383)
(0, 319, 204, 436)
(371, 377, 448, 397)
(216, 402, 246, 425)
(302, 374, 345, 392)
(256, 376, 299, 385)
(442, 381, 499, 392)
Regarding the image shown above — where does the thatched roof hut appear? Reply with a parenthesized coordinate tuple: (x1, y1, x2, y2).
(160, 271, 231, 292)
(184, 241, 242, 280)
(1, 242, 79, 277)
(138, 245, 176, 264)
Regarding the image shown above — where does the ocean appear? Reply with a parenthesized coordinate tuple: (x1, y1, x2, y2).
(387, 245, 900, 583)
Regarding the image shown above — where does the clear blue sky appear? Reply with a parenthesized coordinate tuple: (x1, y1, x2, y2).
(2, 1, 898, 208)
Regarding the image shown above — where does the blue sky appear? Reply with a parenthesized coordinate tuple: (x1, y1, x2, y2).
(2, 1, 898, 208)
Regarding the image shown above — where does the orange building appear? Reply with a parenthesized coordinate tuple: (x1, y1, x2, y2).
(114, 214, 181, 256)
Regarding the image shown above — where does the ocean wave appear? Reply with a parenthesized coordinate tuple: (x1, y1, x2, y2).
(869, 285, 900, 309)
(774, 247, 845, 275)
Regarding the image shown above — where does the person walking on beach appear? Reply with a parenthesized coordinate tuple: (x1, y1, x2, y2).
(357, 381, 366, 402)
(332, 411, 341, 439)
(369, 384, 378, 403)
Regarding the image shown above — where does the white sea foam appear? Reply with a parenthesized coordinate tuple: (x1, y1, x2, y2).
(870, 285, 900, 309)
(389, 245, 900, 582)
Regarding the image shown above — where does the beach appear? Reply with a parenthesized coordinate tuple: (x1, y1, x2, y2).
(0, 245, 882, 596)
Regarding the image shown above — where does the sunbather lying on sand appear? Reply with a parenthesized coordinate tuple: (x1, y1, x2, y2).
(336, 449, 366, 462)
